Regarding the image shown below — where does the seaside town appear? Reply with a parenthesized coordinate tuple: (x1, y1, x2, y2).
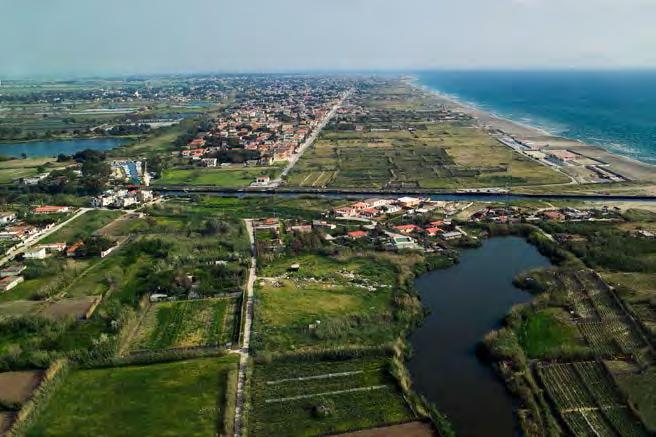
(0, 74, 655, 437)
(170, 77, 350, 185)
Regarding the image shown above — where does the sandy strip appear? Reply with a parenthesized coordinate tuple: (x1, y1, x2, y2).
(404, 77, 656, 183)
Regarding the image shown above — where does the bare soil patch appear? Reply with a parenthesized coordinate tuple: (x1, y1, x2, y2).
(333, 421, 436, 437)
(0, 370, 43, 404)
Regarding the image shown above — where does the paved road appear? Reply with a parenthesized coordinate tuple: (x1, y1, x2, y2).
(233, 218, 256, 437)
(270, 89, 352, 187)
(0, 207, 90, 267)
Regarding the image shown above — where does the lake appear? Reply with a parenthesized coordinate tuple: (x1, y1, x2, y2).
(408, 236, 551, 436)
(0, 137, 129, 158)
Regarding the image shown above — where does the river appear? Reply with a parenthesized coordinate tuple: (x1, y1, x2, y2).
(0, 137, 128, 158)
(408, 236, 551, 436)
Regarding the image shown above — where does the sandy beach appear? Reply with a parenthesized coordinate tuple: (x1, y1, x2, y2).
(407, 77, 656, 183)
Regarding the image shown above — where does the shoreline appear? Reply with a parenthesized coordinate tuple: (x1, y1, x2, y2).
(404, 76, 656, 183)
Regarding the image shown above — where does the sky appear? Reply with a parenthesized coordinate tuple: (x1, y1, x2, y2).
(2, 0, 656, 78)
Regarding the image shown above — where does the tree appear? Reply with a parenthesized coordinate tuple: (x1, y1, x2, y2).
(81, 160, 111, 194)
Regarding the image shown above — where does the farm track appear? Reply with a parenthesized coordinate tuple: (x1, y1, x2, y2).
(233, 218, 256, 437)
(264, 385, 389, 403)
(266, 370, 364, 385)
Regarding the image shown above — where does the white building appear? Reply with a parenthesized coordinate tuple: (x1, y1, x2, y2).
(24, 247, 47, 260)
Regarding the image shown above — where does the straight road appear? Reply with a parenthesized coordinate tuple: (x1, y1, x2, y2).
(270, 89, 353, 187)
(233, 218, 256, 437)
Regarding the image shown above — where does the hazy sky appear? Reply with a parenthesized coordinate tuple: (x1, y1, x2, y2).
(2, 0, 656, 77)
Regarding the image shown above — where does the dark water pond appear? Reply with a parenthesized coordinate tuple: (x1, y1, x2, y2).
(0, 137, 128, 158)
(408, 236, 551, 436)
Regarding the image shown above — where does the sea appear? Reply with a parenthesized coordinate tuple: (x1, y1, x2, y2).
(415, 70, 656, 164)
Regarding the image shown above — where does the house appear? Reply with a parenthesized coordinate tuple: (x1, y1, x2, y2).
(360, 208, 379, 219)
(387, 236, 419, 251)
(542, 210, 565, 221)
(0, 265, 26, 277)
(546, 150, 578, 166)
(363, 198, 390, 208)
(201, 158, 218, 167)
(347, 230, 367, 239)
(441, 231, 463, 240)
(33, 206, 70, 215)
(39, 242, 67, 253)
(382, 205, 401, 214)
(66, 241, 85, 257)
(189, 138, 206, 148)
(256, 175, 270, 185)
(351, 202, 369, 211)
(0, 275, 24, 292)
(397, 197, 421, 208)
(0, 212, 16, 225)
(312, 220, 336, 230)
(425, 227, 442, 237)
(24, 247, 47, 260)
(288, 224, 312, 233)
(334, 207, 357, 217)
(394, 224, 419, 234)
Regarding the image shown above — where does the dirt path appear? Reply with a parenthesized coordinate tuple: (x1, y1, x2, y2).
(233, 218, 256, 437)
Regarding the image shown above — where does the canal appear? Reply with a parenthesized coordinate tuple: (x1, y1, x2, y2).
(408, 236, 551, 436)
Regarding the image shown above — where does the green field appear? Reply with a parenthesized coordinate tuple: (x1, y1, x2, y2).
(516, 308, 586, 359)
(130, 298, 239, 351)
(41, 209, 122, 244)
(249, 356, 414, 436)
(0, 157, 64, 183)
(252, 253, 421, 355)
(155, 166, 281, 187)
(26, 357, 238, 436)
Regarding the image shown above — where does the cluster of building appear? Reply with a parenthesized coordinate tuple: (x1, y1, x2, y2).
(469, 205, 622, 224)
(0, 207, 71, 249)
(91, 189, 153, 208)
(332, 196, 459, 219)
(177, 78, 348, 166)
(495, 134, 625, 182)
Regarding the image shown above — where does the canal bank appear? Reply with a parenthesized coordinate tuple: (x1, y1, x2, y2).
(407, 236, 551, 436)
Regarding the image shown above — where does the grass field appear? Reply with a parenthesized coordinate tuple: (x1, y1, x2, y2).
(26, 357, 238, 437)
(252, 253, 419, 355)
(155, 165, 282, 187)
(516, 308, 586, 358)
(130, 298, 239, 351)
(249, 356, 415, 436)
(0, 157, 63, 183)
(41, 209, 122, 244)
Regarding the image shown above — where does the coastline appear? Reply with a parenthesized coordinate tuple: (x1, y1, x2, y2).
(404, 76, 656, 183)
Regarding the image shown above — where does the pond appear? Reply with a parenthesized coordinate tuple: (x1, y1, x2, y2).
(408, 236, 551, 436)
(0, 137, 129, 158)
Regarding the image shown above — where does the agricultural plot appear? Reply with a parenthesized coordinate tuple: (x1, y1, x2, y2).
(536, 362, 648, 436)
(129, 298, 240, 351)
(26, 357, 238, 437)
(249, 356, 415, 437)
(286, 87, 568, 190)
(552, 270, 653, 361)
